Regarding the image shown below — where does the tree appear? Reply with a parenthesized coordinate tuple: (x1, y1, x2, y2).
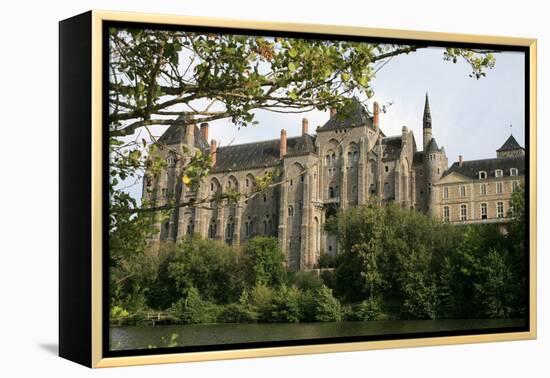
(313, 285, 343, 322)
(169, 287, 219, 324)
(107, 29, 497, 315)
(242, 236, 286, 288)
(161, 235, 244, 304)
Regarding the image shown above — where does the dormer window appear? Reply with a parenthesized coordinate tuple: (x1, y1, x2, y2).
(479, 171, 487, 179)
(510, 168, 518, 176)
(495, 169, 503, 178)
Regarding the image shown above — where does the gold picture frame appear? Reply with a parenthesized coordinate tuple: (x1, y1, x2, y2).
(59, 10, 537, 368)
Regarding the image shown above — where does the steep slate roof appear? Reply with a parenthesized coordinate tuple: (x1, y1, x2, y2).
(212, 134, 316, 173)
(157, 123, 209, 150)
(381, 136, 402, 161)
(318, 99, 374, 132)
(497, 134, 523, 152)
(413, 151, 424, 164)
(425, 138, 440, 152)
(442, 155, 525, 179)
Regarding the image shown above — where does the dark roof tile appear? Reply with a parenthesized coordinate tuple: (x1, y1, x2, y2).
(442, 156, 525, 179)
(212, 134, 316, 173)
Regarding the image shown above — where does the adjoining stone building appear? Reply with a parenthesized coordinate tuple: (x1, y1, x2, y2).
(433, 135, 525, 226)
(142, 94, 525, 270)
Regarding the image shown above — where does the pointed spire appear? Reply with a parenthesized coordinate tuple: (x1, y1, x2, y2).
(423, 92, 432, 129)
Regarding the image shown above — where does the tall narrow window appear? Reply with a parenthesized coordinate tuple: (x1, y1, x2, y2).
(480, 183, 487, 196)
(443, 187, 449, 199)
(288, 206, 294, 217)
(496, 182, 503, 194)
(443, 206, 450, 222)
(512, 181, 519, 192)
(497, 202, 504, 218)
(481, 203, 488, 219)
(460, 204, 468, 221)
(460, 186, 466, 197)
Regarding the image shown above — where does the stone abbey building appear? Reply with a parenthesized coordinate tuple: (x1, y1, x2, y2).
(143, 95, 525, 270)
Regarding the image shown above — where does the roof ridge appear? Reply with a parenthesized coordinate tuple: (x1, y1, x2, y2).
(216, 134, 311, 149)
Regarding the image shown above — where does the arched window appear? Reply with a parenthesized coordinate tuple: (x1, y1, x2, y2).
(479, 171, 487, 179)
(329, 186, 335, 198)
(495, 169, 503, 178)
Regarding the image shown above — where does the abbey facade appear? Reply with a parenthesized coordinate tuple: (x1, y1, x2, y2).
(143, 95, 525, 270)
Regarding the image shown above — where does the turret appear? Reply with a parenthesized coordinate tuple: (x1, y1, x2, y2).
(423, 93, 432, 150)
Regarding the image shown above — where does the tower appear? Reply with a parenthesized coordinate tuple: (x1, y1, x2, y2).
(423, 93, 432, 151)
(421, 94, 448, 215)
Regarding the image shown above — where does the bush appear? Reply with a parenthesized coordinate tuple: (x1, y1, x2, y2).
(109, 305, 130, 325)
(217, 291, 259, 323)
(169, 287, 220, 324)
(313, 285, 342, 322)
(249, 284, 275, 322)
(289, 271, 324, 292)
(354, 298, 382, 321)
(271, 285, 302, 323)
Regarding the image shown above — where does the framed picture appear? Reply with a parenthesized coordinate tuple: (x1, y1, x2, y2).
(59, 10, 537, 368)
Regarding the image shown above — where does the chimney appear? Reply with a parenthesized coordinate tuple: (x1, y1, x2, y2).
(210, 139, 217, 166)
(458, 155, 463, 167)
(200, 122, 209, 142)
(280, 129, 287, 159)
(373, 101, 380, 131)
(402, 125, 408, 141)
(302, 118, 309, 135)
(186, 122, 195, 146)
(330, 108, 337, 119)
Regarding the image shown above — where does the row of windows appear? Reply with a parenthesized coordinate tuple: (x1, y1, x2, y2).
(478, 168, 519, 179)
(442, 181, 520, 199)
(442, 201, 510, 222)
(325, 151, 359, 165)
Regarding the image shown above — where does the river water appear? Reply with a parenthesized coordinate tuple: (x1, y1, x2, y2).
(110, 318, 525, 351)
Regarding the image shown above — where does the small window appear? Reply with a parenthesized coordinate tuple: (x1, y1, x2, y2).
(289, 179, 293, 187)
(497, 202, 504, 218)
(443, 187, 449, 199)
(263, 194, 267, 202)
(210, 183, 214, 191)
(495, 169, 503, 178)
(510, 168, 518, 176)
(496, 182, 503, 194)
(479, 171, 487, 179)
(480, 183, 487, 196)
(443, 206, 450, 222)
(385, 165, 389, 173)
(329, 186, 335, 198)
(288, 206, 294, 217)
(245, 179, 250, 187)
(300, 174, 304, 183)
(480, 203, 488, 220)
(460, 186, 466, 197)
(512, 181, 519, 192)
(325, 155, 330, 165)
(460, 204, 468, 221)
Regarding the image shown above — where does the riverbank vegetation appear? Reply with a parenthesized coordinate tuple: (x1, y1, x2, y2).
(110, 188, 526, 326)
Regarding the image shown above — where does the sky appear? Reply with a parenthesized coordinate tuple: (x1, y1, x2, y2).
(204, 46, 525, 163)
(117, 43, 526, 201)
